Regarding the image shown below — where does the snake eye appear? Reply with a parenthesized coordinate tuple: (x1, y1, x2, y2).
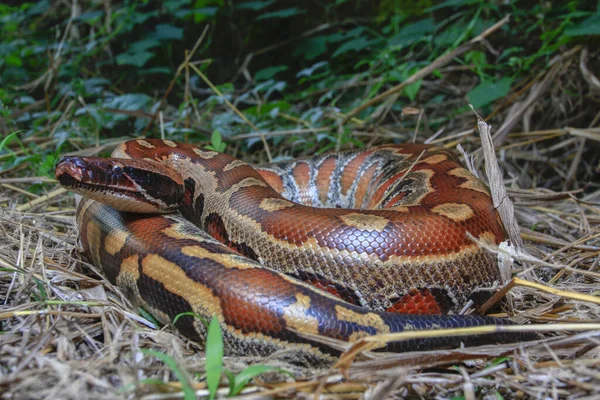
(112, 165, 123, 175)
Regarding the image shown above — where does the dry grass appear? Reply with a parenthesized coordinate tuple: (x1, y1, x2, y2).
(2, 43, 600, 399)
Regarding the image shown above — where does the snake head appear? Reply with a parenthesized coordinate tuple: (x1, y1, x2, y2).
(55, 156, 184, 213)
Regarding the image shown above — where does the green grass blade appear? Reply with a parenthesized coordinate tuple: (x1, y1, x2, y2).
(205, 315, 224, 400)
(141, 349, 196, 400)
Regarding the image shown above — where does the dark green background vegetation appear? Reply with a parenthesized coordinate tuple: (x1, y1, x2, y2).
(1, 0, 598, 178)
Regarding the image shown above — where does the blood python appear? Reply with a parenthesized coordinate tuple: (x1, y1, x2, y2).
(56, 139, 527, 364)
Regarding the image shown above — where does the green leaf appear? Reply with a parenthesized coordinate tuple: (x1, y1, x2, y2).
(5, 53, 22, 67)
(564, 14, 600, 36)
(0, 131, 20, 152)
(293, 36, 328, 60)
(404, 79, 422, 102)
(254, 65, 288, 81)
(39, 154, 56, 177)
(236, 0, 275, 10)
(151, 24, 184, 40)
(75, 10, 104, 23)
(256, 7, 306, 20)
(387, 18, 434, 48)
(130, 39, 162, 52)
(173, 311, 208, 328)
(116, 50, 154, 67)
(230, 365, 283, 396)
(467, 77, 513, 109)
(137, 307, 161, 327)
(205, 130, 226, 152)
(332, 37, 375, 58)
(205, 316, 224, 400)
(427, 0, 479, 12)
(141, 349, 196, 400)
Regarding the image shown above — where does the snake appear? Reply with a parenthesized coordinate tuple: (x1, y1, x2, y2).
(55, 139, 528, 364)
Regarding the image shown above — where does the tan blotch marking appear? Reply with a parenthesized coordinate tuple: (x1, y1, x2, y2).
(224, 177, 268, 196)
(163, 225, 207, 242)
(448, 168, 490, 195)
(136, 139, 156, 148)
(163, 140, 178, 147)
(340, 212, 389, 231)
(385, 205, 410, 212)
(422, 154, 447, 164)
(259, 197, 295, 212)
(282, 293, 320, 335)
(431, 203, 474, 222)
(104, 229, 129, 255)
(223, 159, 247, 171)
(181, 245, 254, 269)
(142, 254, 223, 315)
(192, 148, 218, 158)
(86, 220, 102, 265)
(116, 254, 141, 289)
(335, 305, 390, 333)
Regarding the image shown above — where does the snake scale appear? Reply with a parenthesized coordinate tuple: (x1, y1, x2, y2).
(55, 139, 528, 364)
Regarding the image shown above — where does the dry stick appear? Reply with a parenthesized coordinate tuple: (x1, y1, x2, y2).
(0, 177, 56, 184)
(476, 117, 524, 248)
(16, 187, 67, 212)
(141, 26, 209, 136)
(342, 14, 511, 123)
(184, 49, 191, 142)
(188, 63, 273, 162)
(1, 183, 39, 198)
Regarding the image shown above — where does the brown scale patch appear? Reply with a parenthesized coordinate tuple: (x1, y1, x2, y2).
(256, 169, 284, 194)
(163, 140, 178, 147)
(315, 157, 336, 205)
(431, 203, 474, 222)
(104, 229, 129, 256)
(292, 162, 311, 200)
(340, 212, 389, 231)
(259, 197, 294, 212)
(340, 152, 371, 196)
(334, 305, 390, 333)
(203, 212, 229, 244)
(282, 293, 320, 335)
(141, 254, 223, 315)
(386, 289, 445, 315)
(213, 268, 293, 335)
(353, 163, 378, 209)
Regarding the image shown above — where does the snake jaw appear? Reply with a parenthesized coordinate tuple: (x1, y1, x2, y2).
(56, 156, 185, 213)
(56, 156, 85, 183)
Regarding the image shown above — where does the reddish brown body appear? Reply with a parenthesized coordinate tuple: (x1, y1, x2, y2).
(56, 139, 527, 364)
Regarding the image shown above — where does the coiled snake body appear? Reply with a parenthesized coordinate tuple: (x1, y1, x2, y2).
(56, 139, 526, 363)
